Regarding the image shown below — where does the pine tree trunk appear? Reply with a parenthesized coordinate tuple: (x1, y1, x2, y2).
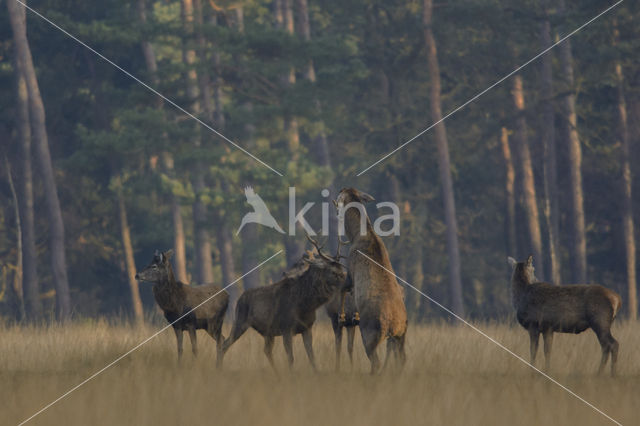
(8, 0, 41, 321)
(511, 75, 544, 277)
(8, 0, 71, 320)
(295, 0, 338, 253)
(282, 0, 304, 266)
(117, 188, 144, 323)
(4, 156, 26, 319)
(500, 127, 517, 260)
(539, 11, 561, 285)
(613, 24, 636, 319)
(240, 225, 261, 290)
(138, 0, 188, 283)
(423, 0, 464, 315)
(558, 0, 587, 283)
(182, 0, 214, 284)
(232, 6, 261, 291)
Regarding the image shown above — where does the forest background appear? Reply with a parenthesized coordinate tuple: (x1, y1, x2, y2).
(0, 0, 638, 324)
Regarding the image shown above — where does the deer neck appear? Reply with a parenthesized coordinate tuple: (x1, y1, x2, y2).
(302, 271, 334, 307)
(343, 207, 374, 241)
(511, 269, 530, 307)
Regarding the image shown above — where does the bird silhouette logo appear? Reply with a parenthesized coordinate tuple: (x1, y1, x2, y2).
(236, 186, 285, 235)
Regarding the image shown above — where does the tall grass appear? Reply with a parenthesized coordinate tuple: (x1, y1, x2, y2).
(2, 319, 637, 425)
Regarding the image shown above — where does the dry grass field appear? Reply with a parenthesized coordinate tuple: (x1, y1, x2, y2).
(2, 318, 638, 426)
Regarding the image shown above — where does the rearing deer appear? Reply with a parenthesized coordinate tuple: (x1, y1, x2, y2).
(336, 187, 407, 374)
(509, 255, 621, 376)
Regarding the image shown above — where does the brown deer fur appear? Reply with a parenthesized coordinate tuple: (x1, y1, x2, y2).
(136, 250, 229, 366)
(509, 255, 621, 376)
(220, 251, 346, 371)
(285, 249, 358, 371)
(336, 188, 407, 374)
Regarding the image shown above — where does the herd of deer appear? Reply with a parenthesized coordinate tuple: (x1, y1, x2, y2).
(136, 188, 622, 376)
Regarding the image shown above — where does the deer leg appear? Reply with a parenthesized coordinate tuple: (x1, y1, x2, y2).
(610, 335, 619, 377)
(346, 326, 356, 368)
(302, 328, 317, 372)
(282, 331, 295, 369)
(339, 292, 347, 324)
(263, 335, 277, 372)
(222, 318, 250, 355)
(208, 321, 224, 370)
(397, 334, 407, 369)
(333, 323, 343, 372)
(173, 326, 184, 361)
(596, 330, 618, 376)
(542, 330, 553, 372)
(382, 338, 396, 372)
(188, 326, 198, 358)
(528, 328, 540, 366)
(361, 326, 382, 375)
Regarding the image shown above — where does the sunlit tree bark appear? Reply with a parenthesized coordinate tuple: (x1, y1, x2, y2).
(539, 9, 560, 285)
(558, 0, 587, 283)
(614, 24, 636, 319)
(511, 75, 544, 278)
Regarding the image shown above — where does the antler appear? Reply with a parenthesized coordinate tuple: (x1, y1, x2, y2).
(305, 233, 335, 262)
(335, 238, 350, 260)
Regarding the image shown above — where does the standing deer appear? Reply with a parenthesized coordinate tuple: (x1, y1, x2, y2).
(335, 187, 407, 374)
(220, 239, 346, 372)
(508, 255, 621, 376)
(136, 250, 229, 366)
(284, 239, 358, 372)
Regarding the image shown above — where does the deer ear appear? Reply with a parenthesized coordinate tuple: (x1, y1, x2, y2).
(507, 257, 517, 269)
(358, 191, 375, 203)
(164, 249, 174, 261)
(526, 255, 533, 266)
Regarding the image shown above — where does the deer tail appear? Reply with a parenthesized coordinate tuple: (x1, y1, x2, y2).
(608, 292, 622, 320)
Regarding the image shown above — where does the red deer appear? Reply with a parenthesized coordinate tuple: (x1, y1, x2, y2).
(285, 240, 358, 372)
(509, 255, 621, 376)
(335, 187, 407, 374)
(136, 250, 229, 366)
(220, 240, 346, 372)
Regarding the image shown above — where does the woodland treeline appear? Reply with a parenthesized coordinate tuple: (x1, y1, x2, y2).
(0, 0, 638, 322)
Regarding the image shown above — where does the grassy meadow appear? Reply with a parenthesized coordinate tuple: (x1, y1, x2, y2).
(2, 318, 639, 426)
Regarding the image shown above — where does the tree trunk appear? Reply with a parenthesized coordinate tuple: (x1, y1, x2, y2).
(8, 1, 41, 321)
(4, 156, 26, 320)
(8, 0, 71, 320)
(182, 0, 214, 284)
(613, 25, 636, 319)
(500, 127, 517, 260)
(539, 11, 561, 285)
(231, 6, 261, 290)
(423, 0, 464, 315)
(558, 0, 587, 283)
(511, 75, 544, 277)
(240, 224, 261, 290)
(137, 0, 188, 283)
(117, 187, 144, 323)
(282, 0, 304, 266)
(295, 0, 338, 253)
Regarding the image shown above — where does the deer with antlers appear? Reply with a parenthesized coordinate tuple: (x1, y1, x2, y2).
(220, 235, 346, 372)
